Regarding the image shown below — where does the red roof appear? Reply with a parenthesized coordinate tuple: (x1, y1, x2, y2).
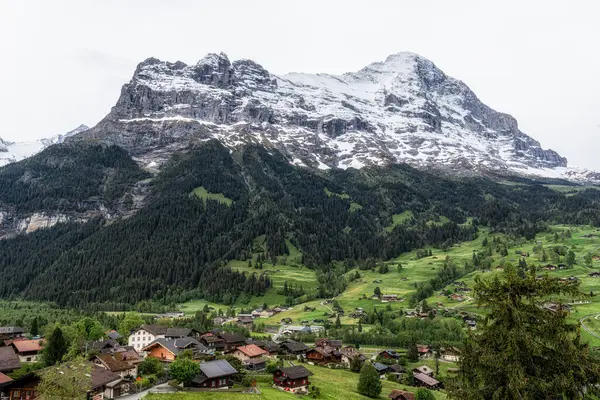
(12, 339, 43, 353)
(0, 372, 13, 384)
(236, 344, 267, 357)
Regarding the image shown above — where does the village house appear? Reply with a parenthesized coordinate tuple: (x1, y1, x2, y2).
(105, 329, 122, 341)
(218, 332, 246, 352)
(413, 372, 441, 390)
(199, 332, 226, 352)
(588, 272, 600, 278)
(387, 364, 407, 381)
(280, 340, 309, 356)
(273, 365, 313, 393)
(92, 348, 142, 378)
(306, 346, 341, 365)
(90, 364, 130, 399)
(236, 315, 255, 329)
(212, 316, 228, 326)
(339, 346, 366, 368)
(413, 366, 434, 376)
(0, 347, 20, 374)
(0, 372, 39, 400)
(315, 338, 342, 349)
(378, 349, 400, 360)
(449, 294, 464, 301)
(389, 389, 415, 400)
(11, 339, 43, 363)
(440, 347, 461, 362)
(165, 328, 197, 339)
(373, 362, 390, 378)
(281, 325, 311, 335)
(248, 340, 281, 357)
(0, 328, 25, 342)
(381, 294, 400, 302)
(417, 344, 431, 358)
(189, 359, 238, 389)
(231, 344, 267, 370)
(128, 324, 168, 352)
(141, 337, 211, 361)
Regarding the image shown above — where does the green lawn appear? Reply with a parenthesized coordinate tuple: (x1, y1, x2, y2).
(191, 186, 232, 206)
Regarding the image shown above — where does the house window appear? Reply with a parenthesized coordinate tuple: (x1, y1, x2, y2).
(26, 357, 32, 362)
(211, 380, 216, 387)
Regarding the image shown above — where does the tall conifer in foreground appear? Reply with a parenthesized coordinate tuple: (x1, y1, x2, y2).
(449, 266, 600, 399)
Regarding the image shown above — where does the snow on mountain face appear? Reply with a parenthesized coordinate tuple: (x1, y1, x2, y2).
(0, 124, 89, 167)
(73, 52, 593, 181)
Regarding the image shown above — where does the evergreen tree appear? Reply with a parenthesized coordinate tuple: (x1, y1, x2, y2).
(407, 342, 420, 362)
(44, 327, 68, 366)
(373, 287, 381, 297)
(30, 317, 39, 337)
(357, 362, 382, 398)
(449, 267, 600, 399)
(335, 314, 341, 329)
(584, 252, 593, 268)
(566, 250, 576, 267)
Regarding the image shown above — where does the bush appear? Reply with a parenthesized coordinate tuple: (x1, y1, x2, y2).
(415, 388, 436, 400)
(138, 357, 162, 376)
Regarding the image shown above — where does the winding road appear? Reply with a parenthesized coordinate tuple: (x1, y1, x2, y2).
(579, 313, 600, 339)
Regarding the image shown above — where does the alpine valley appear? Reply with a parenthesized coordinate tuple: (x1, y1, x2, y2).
(0, 52, 599, 310)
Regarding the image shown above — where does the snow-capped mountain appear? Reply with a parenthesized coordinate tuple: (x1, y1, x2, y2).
(70, 52, 594, 181)
(0, 124, 89, 167)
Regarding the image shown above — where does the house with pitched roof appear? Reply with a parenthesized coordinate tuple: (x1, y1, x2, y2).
(189, 359, 238, 389)
(0, 347, 20, 374)
(141, 338, 211, 361)
(92, 349, 142, 378)
(128, 324, 168, 352)
(11, 339, 43, 363)
(218, 332, 246, 352)
(273, 365, 313, 393)
(389, 389, 415, 400)
(0, 327, 25, 341)
(231, 344, 267, 365)
(280, 340, 309, 356)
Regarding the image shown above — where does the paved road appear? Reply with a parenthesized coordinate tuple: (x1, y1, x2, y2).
(118, 383, 175, 400)
(579, 313, 600, 339)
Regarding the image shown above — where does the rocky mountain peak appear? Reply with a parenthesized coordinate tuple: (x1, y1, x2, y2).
(70, 51, 596, 181)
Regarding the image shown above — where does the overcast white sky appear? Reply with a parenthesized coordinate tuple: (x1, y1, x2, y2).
(1, 0, 598, 169)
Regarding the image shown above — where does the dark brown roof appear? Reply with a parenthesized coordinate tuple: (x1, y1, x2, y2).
(0, 347, 20, 373)
(95, 351, 140, 372)
(192, 359, 238, 384)
(165, 328, 192, 338)
(281, 340, 308, 353)
(277, 365, 313, 380)
(138, 324, 168, 336)
(389, 389, 415, 400)
(219, 332, 246, 344)
(91, 365, 122, 389)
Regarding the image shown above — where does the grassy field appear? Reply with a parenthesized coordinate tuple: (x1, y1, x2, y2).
(146, 362, 448, 400)
(191, 186, 232, 206)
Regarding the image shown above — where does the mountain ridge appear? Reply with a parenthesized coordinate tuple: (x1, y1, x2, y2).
(65, 51, 599, 182)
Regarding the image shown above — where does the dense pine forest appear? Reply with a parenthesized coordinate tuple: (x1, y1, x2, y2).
(0, 140, 599, 308)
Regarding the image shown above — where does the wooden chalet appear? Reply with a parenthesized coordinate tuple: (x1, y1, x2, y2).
(273, 365, 313, 393)
(141, 338, 210, 362)
(306, 346, 341, 365)
(416, 344, 431, 358)
(189, 359, 238, 389)
(0, 372, 39, 400)
(218, 332, 246, 352)
(339, 346, 366, 368)
(378, 349, 400, 360)
(92, 349, 142, 378)
(199, 333, 226, 352)
(389, 389, 415, 400)
(231, 344, 267, 370)
(249, 340, 281, 357)
(373, 362, 390, 377)
(280, 340, 309, 355)
(413, 372, 441, 389)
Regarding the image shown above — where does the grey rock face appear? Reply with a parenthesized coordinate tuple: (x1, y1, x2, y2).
(73, 51, 574, 177)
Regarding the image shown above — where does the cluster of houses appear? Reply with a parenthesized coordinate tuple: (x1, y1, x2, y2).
(212, 307, 291, 328)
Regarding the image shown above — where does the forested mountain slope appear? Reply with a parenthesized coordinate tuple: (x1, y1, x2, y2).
(0, 140, 599, 308)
